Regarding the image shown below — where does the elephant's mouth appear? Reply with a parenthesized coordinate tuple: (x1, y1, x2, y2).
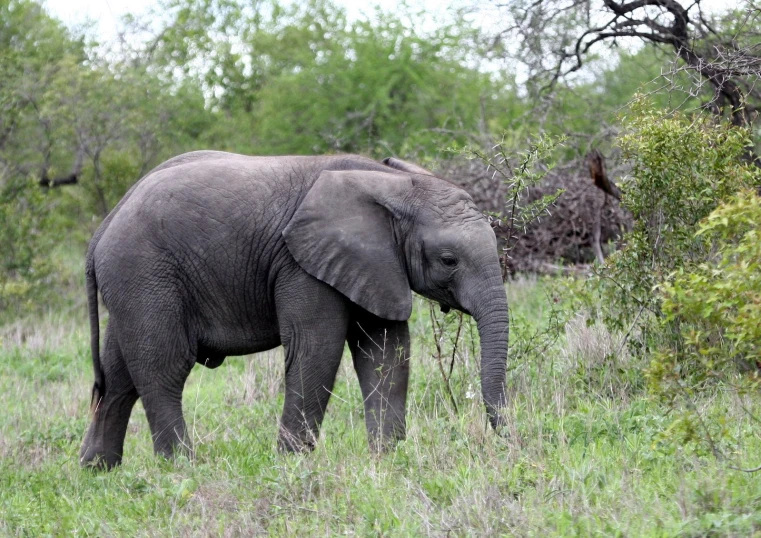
(439, 302, 473, 316)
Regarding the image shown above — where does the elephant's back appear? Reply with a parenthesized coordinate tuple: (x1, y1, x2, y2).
(101, 152, 395, 242)
(96, 154, 303, 263)
(91, 152, 389, 302)
(117, 151, 386, 211)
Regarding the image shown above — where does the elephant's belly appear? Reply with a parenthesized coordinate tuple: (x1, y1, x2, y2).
(196, 344, 226, 368)
(196, 321, 282, 369)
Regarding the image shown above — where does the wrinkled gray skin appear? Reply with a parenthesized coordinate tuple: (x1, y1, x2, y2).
(80, 152, 509, 469)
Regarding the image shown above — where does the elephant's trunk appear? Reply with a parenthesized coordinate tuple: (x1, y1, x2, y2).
(471, 271, 509, 430)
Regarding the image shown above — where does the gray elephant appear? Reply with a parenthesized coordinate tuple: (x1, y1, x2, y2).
(80, 152, 508, 469)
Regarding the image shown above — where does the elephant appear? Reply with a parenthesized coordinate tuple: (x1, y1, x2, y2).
(79, 151, 509, 469)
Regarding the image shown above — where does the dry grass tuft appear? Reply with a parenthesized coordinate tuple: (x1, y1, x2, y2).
(563, 313, 623, 366)
(0, 314, 84, 352)
(240, 349, 284, 406)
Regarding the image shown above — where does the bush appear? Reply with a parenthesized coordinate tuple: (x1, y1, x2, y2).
(0, 173, 58, 319)
(580, 102, 761, 456)
(589, 102, 760, 348)
(652, 189, 761, 396)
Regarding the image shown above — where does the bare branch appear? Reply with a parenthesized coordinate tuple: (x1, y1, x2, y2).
(484, 0, 760, 161)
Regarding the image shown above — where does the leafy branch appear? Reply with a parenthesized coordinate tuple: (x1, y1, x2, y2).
(449, 134, 566, 277)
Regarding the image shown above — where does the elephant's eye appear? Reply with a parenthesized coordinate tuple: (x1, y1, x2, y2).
(440, 254, 458, 267)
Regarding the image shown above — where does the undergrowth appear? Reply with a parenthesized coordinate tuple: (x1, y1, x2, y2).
(2, 277, 761, 537)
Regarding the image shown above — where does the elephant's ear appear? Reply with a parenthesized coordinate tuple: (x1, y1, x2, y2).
(283, 170, 413, 321)
(382, 157, 435, 176)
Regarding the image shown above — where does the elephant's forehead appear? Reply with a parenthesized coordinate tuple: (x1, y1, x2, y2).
(423, 190, 482, 221)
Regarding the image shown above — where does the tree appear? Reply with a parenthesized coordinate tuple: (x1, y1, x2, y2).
(0, 0, 87, 179)
(0, 0, 212, 316)
(484, 1, 760, 145)
(136, 0, 514, 157)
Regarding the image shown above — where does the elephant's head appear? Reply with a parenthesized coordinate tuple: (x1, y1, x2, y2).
(283, 163, 508, 429)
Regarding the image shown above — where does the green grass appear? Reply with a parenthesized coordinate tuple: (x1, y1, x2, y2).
(2, 278, 761, 536)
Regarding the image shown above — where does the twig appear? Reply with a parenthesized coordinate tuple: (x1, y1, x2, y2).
(428, 302, 459, 415)
(615, 303, 646, 359)
(448, 312, 464, 379)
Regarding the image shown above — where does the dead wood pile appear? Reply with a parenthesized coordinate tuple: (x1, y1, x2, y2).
(441, 153, 633, 274)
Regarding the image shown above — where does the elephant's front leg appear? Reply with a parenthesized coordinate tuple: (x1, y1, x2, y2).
(347, 311, 410, 451)
(276, 272, 350, 452)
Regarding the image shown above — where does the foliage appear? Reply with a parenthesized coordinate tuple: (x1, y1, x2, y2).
(546, 48, 699, 146)
(660, 190, 761, 373)
(589, 102, 759, 340)
(647, 190, 761, 457)
(0, 0, 80, 318)
(577, 101, 761, 457)
(483, 0, 761, 137)
(0, 173, 57, 318)
(149, 0, 509, 158)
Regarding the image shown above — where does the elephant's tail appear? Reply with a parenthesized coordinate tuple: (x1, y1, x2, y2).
(86, 256, 105, 414)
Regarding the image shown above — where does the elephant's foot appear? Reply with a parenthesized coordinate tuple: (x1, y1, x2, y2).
(145, 411, 194, 462)
(79, 393, 135, 471)
(367, 429, 406, 453)
(277, 425, 319, 453)
(153, 429, 194, 462)
(80, 324, 137, 470)
(79, 436, 123, 471)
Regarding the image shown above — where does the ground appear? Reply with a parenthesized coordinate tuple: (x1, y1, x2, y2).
(1, 278, 760, 536)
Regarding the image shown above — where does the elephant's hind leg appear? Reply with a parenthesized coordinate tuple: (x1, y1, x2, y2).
(122, 313, 196, 460)
(80, 321, 139, 470)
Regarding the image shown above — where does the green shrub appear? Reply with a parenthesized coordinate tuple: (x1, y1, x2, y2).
(581, 102, 761, 456)
(652, 189, 761, 396)
(590, 102, 760, 350)
(0, 173, 58, 319)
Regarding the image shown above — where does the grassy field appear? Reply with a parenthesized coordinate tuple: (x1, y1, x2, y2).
(2, 277, 761, 536)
